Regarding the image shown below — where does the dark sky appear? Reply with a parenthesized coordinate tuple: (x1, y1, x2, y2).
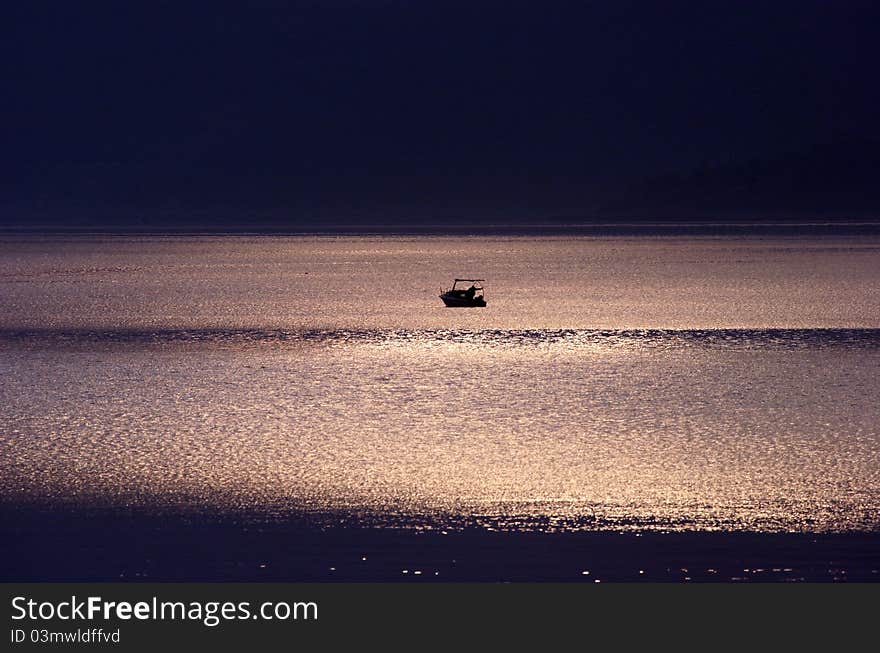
(2, 1, 879, 225)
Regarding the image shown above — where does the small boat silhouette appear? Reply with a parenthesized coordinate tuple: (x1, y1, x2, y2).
(439, 278, 487, 307)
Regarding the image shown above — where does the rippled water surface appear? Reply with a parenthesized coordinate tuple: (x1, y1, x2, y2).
(1, 234, 879, 532)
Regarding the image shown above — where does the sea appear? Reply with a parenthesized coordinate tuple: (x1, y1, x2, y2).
(2, 226, 879, 580)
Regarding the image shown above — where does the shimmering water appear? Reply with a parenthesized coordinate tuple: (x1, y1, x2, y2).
(1, 234, 879, 533)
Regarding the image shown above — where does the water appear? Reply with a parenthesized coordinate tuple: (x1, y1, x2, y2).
(1, 233, 879, 534)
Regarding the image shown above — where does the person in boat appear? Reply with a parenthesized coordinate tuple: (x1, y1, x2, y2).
(464, 284, 477, 300)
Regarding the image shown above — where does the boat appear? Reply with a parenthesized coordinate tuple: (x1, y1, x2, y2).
(439, 278, 487, 307)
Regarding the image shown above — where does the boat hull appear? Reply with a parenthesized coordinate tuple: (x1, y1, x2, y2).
(440, 294, 486, 307)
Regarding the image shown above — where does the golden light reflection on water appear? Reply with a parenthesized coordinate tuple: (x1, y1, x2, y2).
(2, 234, 879, 534)
(2, 329, 878, 533)
(1, 234, 879, 331)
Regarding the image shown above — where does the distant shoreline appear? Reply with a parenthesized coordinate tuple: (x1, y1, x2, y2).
(2, 220, 880, 238)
